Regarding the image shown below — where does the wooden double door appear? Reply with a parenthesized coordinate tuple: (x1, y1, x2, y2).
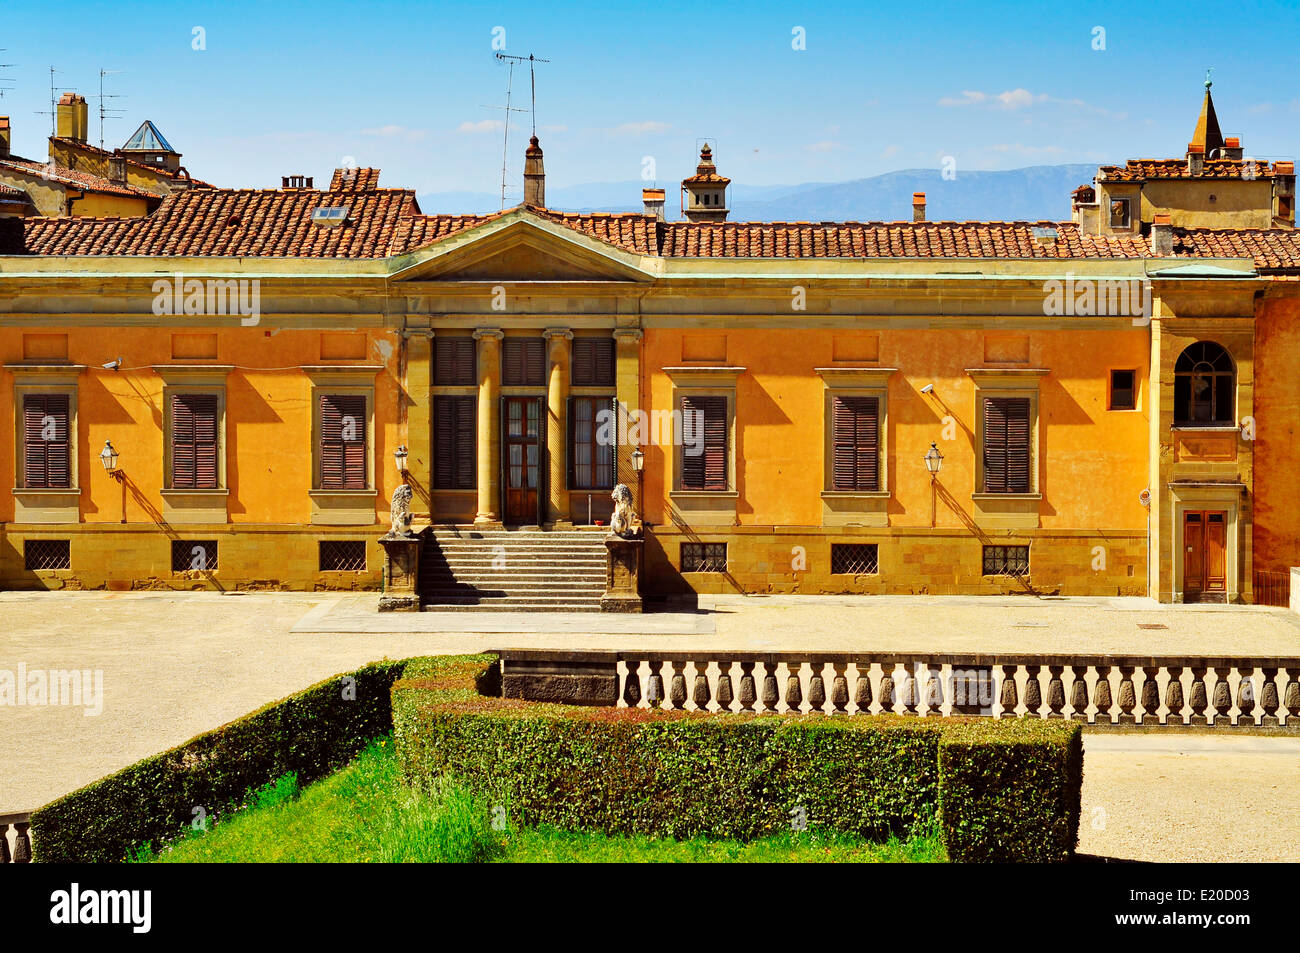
(502, 396, 545, 525)
(1183, 510, 1227, 603)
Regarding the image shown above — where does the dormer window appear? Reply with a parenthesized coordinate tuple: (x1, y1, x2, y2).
(311, 206, 350, 227)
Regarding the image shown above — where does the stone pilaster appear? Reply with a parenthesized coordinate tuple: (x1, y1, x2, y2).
(406, 327, 433, 521)
(613, 328, 642, 489)
(544, 328, 573, 526)
(473, 328, 503, 524)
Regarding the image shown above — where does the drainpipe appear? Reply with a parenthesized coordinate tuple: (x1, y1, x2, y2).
(64, 188, 85, 216)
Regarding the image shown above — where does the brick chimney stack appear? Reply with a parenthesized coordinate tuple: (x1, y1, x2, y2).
(912, 192, 926, 222)
(1222, 136, 1244, 161)
(1186, 143, 1205, 176)
(56, 92, 88, 143)
(1151, 213, 1174, 256)
(523, 136, 545, 207)
(642, 188, 666, 221)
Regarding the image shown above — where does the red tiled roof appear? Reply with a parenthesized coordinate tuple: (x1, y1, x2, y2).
(48, 137, 212, 188)
(1172, 227, 1300, 272)
(18, 187, 419, 257)
(1100, 158, 1277, 181)
(0, 183, 28, 197)
(0, 155, 162, 199)
(329, 167, 381, 190)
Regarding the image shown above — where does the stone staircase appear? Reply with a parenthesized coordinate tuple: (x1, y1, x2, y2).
(419, 527, 608, 612)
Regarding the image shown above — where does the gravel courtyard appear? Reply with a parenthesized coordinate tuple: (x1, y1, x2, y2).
(3, 590, 1298, 861)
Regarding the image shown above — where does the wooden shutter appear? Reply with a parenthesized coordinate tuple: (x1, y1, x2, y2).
(503, 339, 545, 386)
(23, 393, 70, 489)
(320, 394, 366, 490)
(681, 395, 727, 491)
(573, 338, 615, 387)
(566, 396, 577, 490)
(172, 393, 218, 489)
(455, 397, 474, 488)
(983, 397, 1030, 493)
(831, 395, 879, 491)
(434, 396, 475, 490)
(435, 337, 475, 385)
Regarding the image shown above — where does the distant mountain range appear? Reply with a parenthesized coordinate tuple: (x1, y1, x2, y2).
(416, 163, 1103, 223)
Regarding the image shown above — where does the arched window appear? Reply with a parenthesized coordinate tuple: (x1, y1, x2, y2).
(1174, 341, 1235, 426)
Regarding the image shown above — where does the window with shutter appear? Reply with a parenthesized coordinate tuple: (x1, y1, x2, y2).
(22, 393, 71, 489)
(680, 395, 728, 491)
(434, 337, 476, 385)
(568, 396, 614, 489)
(572, 338, 615, 387)
(982, 397, 1031, 493)
(320, 394, 368, 490)
(502, 339, 545, 386)
(831, 395, 879, 491)
(171, 393, 219, 489)
(434, 395, 476, 489)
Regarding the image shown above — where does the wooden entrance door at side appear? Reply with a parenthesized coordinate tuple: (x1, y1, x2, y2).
(503, 397, 540, 525)
(1183, 510, 1227, 603)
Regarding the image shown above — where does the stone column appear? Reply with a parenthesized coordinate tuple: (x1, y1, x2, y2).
(405, 327, 433, 521)
(612, 327, 642, 490)
(473, 328, 503, 524)
(543, 328, 573, 527)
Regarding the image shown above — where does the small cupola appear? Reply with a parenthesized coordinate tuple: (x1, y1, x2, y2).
(681, 143, 730, 222)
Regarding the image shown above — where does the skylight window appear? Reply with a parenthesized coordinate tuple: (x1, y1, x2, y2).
(311, 206, 349, 227)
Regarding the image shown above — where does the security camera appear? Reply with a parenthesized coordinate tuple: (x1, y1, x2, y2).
(920, 384, 934, 394)
(102, 358, 122, 371)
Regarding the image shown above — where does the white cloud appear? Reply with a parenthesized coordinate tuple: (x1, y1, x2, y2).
(881, 144, 901, 159)
(805, 140, 840, 153)
(457, 119, 504, 134)
(360, 124, 429, 141)
(996, 88, 1046, 110)
(938, 90, 987, 107)
(939, 88, 1101, 114)
(989, 142, 1068, 157)
(612, 120, 671, 135)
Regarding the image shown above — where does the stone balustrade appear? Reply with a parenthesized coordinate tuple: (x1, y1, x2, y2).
(602, 653, 1300, 727)
(0, 813, 32, 864)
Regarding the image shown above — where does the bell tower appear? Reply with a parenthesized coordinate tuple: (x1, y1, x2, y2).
(681, 143, 730, 222)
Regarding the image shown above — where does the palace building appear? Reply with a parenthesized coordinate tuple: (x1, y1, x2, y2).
(2, 84, 1300, 605)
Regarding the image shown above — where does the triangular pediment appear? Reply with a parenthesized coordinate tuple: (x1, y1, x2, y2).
(390, 209, 655, 282)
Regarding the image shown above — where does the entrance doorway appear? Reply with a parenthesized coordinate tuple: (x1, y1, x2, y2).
(503, 397, 541, 525)
(1183, 510, 1227, 603)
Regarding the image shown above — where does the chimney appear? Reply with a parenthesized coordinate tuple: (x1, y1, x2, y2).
(642, 188, 666, 221)
(1273, 161, 1295, 226)
(281, 175, 313, 189)
(1151, 212, 1173, 256)
(523, 136, 545, 207)
(108, 152, 127, 185)
(912, 192, 926, 222)
(1222, 136, 1244, 161)
(0, 116, 9, 159)
(56, 92, 88, 143)
(1186, 142, 1205, 176)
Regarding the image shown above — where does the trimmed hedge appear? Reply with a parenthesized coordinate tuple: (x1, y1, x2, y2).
(30, 659, 409, 863)
(393, 656, 1084, 862)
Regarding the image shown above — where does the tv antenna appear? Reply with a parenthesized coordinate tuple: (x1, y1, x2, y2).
(98, 69, 125, 151)
(35, 66, 68, 137)
(0, 51, 15, 99)
(487, 52, 549, 210)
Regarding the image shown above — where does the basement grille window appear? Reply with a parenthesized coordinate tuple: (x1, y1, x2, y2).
(320, 540, 367, 572)
(25, 539, 70, 571)
(681, 542, 726, 573)
(983, 545, 1029, 577)
(310, 206, 349, 227)
(831, 543, 879, 575)
(172, 540, 218, 573)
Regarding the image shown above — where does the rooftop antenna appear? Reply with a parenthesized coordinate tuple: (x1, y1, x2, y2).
(490, 52, 549, 210)
(98, 69, 125, 151)
(36, 66, 67, 138)
(0, 51, 14, 99)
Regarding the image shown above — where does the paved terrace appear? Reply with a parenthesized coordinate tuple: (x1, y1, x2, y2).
(2, 590, 1299, 861)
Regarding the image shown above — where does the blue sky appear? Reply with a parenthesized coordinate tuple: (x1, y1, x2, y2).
(1, 0, 1297, 199)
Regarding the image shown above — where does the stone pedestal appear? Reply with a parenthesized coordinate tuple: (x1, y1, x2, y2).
(601, 536, 643, 613)
(378, 535, 422, 612)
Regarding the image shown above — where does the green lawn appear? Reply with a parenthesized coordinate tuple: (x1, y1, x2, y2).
(146, 737, 945, 863)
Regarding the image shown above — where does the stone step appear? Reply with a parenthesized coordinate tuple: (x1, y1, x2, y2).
(421, 571, 606, 582)
(422, 602, 604, 613)
(423, 595, 604, 607)
(422, 584, 605, 595)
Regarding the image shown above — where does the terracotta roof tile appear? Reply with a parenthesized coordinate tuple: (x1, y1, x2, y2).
(328, 167, 382, 191)
(1100, 157, 1278, 181)
(0, 156, 161, 199)
(48, 137, 211, 188)
(1172, 227, 1300, 272)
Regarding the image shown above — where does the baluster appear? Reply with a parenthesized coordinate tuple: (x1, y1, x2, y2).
(1023, 664, 1043, 719)
(0, 824, 9, 864)
(925, 664, 945, 717)
(1069, 665, 1089, 722)
(692, 660, 711, 711)
(1117, 665, 1136, 725)
(808, 664, 827, 713)
(738, 662, 756, 712)
(998, 664, 1019, 719)
(647, 659, 664, 709)
(716, 660, 734, 713)
(1139, 666, 1161, 725)
(854, 662, 874, 714)
(1236, 666, 1256, 727)
(831, 663, 849, 714)
(1188, 666, 1210, 726)
(785, 662, 804, 712)
(900, 664, 919, 716)
(761, 662, 780, 713)
(623, 660, 642, 708)
(1211, 666, 1232, 726)
(879, 664, 896, 715)
(13, 822, 30, 864)
(1260, 667, 1280, 728)
(1047, 666, 1065, 719)
(669, 661, 688, 710)
(1093, 665, 1114, 725)
(1165, 665, 1186, 726)
(1284, 667, 1300, 728)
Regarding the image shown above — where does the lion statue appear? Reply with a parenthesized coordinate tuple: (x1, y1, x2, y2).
(610, 483, 639, 538)
(387, 484, 415, 538)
